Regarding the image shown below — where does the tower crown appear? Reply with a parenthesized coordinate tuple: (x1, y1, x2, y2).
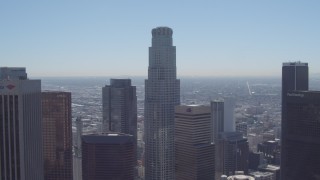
(152, 27, 173, 37)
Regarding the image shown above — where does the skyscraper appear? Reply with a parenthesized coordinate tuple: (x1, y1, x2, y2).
(144, 27, 180, 180)
(42, 91, 73, 180)
(175, 105, 215, 180)
(281, 62, 309, 100)
(0, 67, 44, 180)
(215, 132, 249, 178)
(82, 133, 135, 180)
(0, 67, 27, 80)
(102, 79, 137, 137)
(102, 79, 137, 165)
(211, 98, 236, 142)
(211, 100, 224, 142)
(73, 117, 83, 180)
(212, 99, 248, 179)
(223, 97, 236, 132)
(281, 91, 320, 179)
(281, 62, 308, 179)
(236, 122, 248, 137)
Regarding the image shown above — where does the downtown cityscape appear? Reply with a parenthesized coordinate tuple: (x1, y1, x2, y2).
(1, 26, 320, 180)
(1, 1, 320, 180)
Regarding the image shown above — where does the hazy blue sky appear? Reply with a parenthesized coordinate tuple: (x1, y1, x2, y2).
(1, 1, 319, 77)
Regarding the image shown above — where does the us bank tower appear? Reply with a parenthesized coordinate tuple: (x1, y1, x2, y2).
(144, 27, 180, 180)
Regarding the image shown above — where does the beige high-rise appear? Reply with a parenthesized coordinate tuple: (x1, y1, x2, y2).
(175, 105, 215, 180)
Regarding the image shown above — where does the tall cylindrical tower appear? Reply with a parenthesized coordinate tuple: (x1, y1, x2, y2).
(144, 27, 180, 180)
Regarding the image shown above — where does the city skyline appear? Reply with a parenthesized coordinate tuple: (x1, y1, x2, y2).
(2, 62, 317, 179)
(1, 1, 320, 77)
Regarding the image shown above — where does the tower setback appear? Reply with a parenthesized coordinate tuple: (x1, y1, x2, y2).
(144, 27, 180, 180)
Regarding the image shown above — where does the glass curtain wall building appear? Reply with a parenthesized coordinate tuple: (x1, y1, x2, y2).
(42, 92, 73, 180)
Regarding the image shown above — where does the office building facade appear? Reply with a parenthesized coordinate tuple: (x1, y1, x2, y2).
(0, 67, 27, 80)
(223, 97, 236, 132)
(144, 27, 180, 180)
(211, 100, 224, 142)
(281, 62, 309, 179)
(282, 91, 320, 179)
(82, 133, 135, 180)
(0, 68, 44, 180)
(212, 99, 245, 179)
(73, 117, 83, 180)
(215, 132, 249, 178)
(281, 62, 308, 100)
(175, 105, 215, 180)
(257, 140, 280, 165)
(42, 91, 73, 180)
(102, 79, 137, 137)
(236, 122, 248, 137)
(211, 98, 236, 142)
(102, 79, 137, 163)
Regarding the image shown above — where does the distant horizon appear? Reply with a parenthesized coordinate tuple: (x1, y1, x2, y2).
(33, 74, 283, 79)
(31, 73, 320, 79)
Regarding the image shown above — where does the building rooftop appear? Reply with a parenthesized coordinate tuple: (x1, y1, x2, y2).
(282, 61, 308, 66)
(152, 27, 173, 37)
(0, 67, 27, 80)
(219, 132, 246, 142)
(227, 174, 255, 180)
(82, 133, 134, 144)
(249, 171, 274, 177)
(258, 164, 280, 171)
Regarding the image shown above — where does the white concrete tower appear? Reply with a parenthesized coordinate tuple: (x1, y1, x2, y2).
(73, 117, 83, 180)
(223, 97, 235, 132)
(144, 27, 180, 180)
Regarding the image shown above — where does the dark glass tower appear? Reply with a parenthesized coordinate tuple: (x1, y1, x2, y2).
(144, 27, 180, 180)
(42, 92, 73, 180)
(282, 62, 308, 100)
(102, 79, 137, 141)
(102, 79, 137, 165)
(82, 133, 135, 180)
(281, 62, 309, 179)
(211, 100, 224, 142)
(215, 132, 249, 178)
(282, 91, 320, 179)
(281, 62, 308, 179)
